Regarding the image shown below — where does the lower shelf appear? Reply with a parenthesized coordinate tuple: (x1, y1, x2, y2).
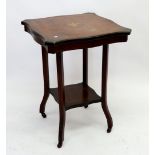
(49, 83, 102, 110)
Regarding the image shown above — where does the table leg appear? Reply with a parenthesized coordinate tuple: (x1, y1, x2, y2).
(39, 46, 50, 118)
(56, 52, 66, 148)
(83, 48, 88, 108)
(101, 44, 113, 133)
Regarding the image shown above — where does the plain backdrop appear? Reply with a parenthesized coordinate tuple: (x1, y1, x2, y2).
(6, 0, 148, 155)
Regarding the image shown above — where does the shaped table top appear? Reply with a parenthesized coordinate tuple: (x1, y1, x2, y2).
(21, 13, 131, 52)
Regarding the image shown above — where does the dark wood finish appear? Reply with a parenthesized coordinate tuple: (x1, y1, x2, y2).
(50, 83, 101, 110)
(83, 48, 89, 108)
(21, 13, 131, 53)
(21, 13, 131, 148)
(56, 52, 66, 148)
(47, 34, 128, 53)
(39, 46, 50, 117)
(83, 48, 88, 85)
(101, 45, 113, 133)
(21, 13, 131, 44)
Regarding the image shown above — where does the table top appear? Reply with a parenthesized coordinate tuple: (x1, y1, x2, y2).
(21, 13, 131, 52)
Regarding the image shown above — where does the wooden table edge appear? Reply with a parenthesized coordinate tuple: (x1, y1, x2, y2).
(21, 21, 131, 53)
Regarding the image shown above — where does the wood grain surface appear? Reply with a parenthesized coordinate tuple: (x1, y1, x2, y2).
(21, 13, 131, 46)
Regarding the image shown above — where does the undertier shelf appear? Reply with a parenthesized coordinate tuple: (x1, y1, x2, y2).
(50, 83, 102, 110)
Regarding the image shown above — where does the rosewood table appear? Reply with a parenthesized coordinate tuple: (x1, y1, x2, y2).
(21, 13, 131, 148)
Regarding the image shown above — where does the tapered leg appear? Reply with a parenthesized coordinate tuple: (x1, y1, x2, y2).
(83, 48, 88, 108)
(101, 45, 113, 133)
(56, 52, 66, 148)
(39, 46, 50, 118)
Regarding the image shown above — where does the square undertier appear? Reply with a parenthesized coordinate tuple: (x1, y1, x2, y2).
(50, 83, 102, 110)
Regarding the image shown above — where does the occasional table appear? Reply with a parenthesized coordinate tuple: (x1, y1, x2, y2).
(21, 13, 131, 148)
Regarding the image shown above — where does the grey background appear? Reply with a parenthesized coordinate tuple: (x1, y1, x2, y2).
(7, 0, 148, 154)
